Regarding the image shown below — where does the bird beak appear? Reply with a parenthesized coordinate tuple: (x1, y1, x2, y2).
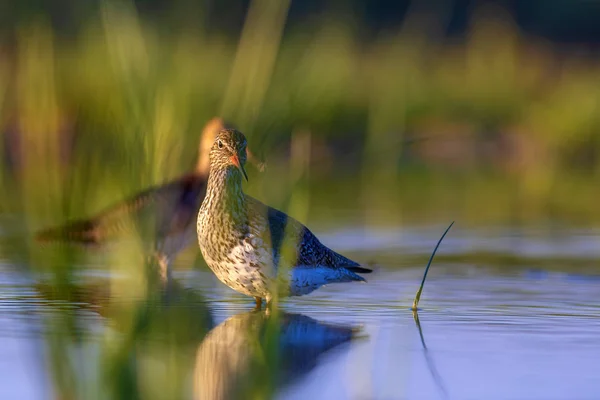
(230, 154, 248, 181)
(246, 149, 267, 172)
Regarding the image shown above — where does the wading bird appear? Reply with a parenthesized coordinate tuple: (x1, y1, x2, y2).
(196, 129, 371, 308)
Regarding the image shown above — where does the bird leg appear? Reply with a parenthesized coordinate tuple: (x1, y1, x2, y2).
(265, 295, 274, 310)
(254, 297, 262, 310)
(155, 253, 171, 284)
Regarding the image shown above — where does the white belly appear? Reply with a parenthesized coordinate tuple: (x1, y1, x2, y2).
(204, 242, 273, 298)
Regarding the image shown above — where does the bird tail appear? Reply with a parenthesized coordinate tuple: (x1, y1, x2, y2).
(346, 266, 373, 274)
(35, 219, 102, 246)
(341, 267, 368, 283)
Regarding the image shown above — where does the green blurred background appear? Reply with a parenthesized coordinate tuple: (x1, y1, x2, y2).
(2, 0, 600, 234)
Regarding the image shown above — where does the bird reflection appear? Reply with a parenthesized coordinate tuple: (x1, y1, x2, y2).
(194, 310, 362, 400)
(32, 277, 214, 346)
(32, 280, 361, 399)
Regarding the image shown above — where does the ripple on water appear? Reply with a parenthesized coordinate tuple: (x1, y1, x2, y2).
(0, 253, 599, 399)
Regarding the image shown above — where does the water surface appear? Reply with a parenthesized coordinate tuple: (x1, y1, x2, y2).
(0, 228, 599, 400)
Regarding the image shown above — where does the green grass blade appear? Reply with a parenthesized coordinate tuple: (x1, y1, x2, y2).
(412, 221, 455, 311)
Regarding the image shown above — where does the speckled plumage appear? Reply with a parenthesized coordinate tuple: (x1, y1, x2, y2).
(197, 129, 371, 306)
(35, 118, 263, 282)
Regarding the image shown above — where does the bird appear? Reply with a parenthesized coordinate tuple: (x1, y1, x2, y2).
(35, 118, 264, 282)
(196, 129, 371, 308)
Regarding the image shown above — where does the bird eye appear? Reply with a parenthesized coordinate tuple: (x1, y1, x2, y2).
(217, 140, 223, 149)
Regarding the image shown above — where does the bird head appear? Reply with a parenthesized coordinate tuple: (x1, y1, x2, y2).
(199, 119, 265, 175)
(210, 129, 249, 181)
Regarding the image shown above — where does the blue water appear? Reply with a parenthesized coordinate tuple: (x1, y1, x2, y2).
(0, 228, 599, 400)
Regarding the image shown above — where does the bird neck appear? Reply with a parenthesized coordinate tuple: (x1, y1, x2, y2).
(205, 165, 245, 217)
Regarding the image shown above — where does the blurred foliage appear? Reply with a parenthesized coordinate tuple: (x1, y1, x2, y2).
(1, 2, 600, 398)
(4, 1, 600, 42)
(0, 1, 599, 232)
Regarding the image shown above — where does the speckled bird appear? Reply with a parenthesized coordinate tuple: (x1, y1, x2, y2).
(35, 118, 264, 282)
(196, 129, 371, 308)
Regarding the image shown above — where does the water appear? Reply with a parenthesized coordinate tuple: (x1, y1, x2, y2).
(0, 228, 599, 400)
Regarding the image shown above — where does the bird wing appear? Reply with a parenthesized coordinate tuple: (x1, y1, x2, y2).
(245, 196, 362, 271)
(36, 174, 207, 247)
(152, 174, 207, 240)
